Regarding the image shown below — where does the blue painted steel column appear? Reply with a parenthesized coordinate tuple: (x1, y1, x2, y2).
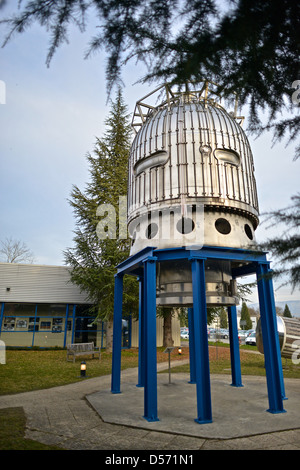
(228, 305, 243, 387)
(190, 257, 212, 424)
(256, 262, 286, 413)
(0, 303, 5, 335)
(188, 307, 196, 384)
(111, 273, 124, 394)
(137, 275, 145, 387)
(143, 256, 159, 422)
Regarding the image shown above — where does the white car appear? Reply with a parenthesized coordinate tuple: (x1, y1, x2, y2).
(245, 331, 256, 346)
(181, 331, 189, 339)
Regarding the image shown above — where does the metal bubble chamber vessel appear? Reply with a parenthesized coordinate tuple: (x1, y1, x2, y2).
(128, 82, 258, 307)
(111, 82, 287, 424)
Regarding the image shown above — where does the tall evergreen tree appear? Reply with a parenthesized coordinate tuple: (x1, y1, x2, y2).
(219, 307, 228, 329)
(283, 304, 292, 318)
(64, 89, 138, 348)
(240, 302, 252, 330)
(261, 194, 300, 291)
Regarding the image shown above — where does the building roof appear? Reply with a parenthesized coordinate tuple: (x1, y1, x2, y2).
(0, 263, 91, 304)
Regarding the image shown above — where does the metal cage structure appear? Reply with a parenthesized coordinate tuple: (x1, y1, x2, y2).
(111, 246, 286, 423)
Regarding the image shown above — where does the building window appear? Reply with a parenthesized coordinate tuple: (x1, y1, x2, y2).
(0, 303, 131, 349)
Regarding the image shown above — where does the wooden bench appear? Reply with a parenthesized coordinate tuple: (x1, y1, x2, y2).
(66, 342, 101, 362)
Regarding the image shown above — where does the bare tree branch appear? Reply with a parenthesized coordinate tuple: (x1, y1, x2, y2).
(0, 237, 35, 263)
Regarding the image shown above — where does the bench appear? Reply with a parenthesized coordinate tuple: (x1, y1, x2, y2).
(66, 342, 101, 362)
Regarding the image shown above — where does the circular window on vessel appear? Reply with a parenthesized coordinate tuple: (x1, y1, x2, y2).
(215, 218, 231, 235)
(146, 223, 158, 239)
(176, 217, 195, 234)
(244, 224, 253, 240)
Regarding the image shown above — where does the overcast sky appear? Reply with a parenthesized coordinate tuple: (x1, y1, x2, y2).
(0, 2, 299, 305)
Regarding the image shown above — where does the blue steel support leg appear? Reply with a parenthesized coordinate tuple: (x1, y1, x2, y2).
(256, 262, 286, 413)
(190, 257, 212, 424)
(228, 305, 243, 387)
(111, 273, 124, 394)
(188, 307, 196, 384)
(143, 256, 159, 422)
(137, 275, 145, 387)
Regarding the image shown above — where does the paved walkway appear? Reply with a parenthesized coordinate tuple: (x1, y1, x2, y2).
(1, 361, 300, 450)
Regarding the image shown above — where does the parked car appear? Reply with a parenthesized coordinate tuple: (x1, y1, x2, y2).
(238, 330, 248, 342)
(180, 328, 189, 339)
(207, 328, 216, 338)
(181, 332, 189, 339)
(216, 329, 229, 339)
(245, 331, 256, 346)
(245, 329, 255, 338)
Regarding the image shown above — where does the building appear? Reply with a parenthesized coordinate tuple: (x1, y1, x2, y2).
(0, 263, 181, 349)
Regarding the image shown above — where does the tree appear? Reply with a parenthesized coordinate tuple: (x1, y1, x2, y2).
(1, 0, 299, 156)
(2, 0, 298, 335)
(248, 306, 259, 318)
(260, 193, 300, 290)
(283, 304, 292, 318)
(157, 306, 174, 348)
(219, 307, 228, 329)
(207, 306, 227, 328)
(240, 302, 252, 330)
(275, 306, 283, 316)
(0, 237, 35, 263)
(64, 89, 138, 349)
(177, 307, 188, 328)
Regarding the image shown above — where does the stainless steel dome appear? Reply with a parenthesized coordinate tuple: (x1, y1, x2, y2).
(127, 82, 260, 306)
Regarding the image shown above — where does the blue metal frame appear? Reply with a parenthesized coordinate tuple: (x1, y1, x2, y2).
(111, 245, 286, 423)
(190, 256, 212, 423)
(256, 262, 287, 410)
(111, 274, 123, 394)
(137, 276, 145, 388)
(188, 307, 196, 384)
(143, 256, 159, 422)
(228, 304, 243, 387)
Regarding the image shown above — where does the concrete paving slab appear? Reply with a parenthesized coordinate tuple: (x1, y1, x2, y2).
(87, 373, 300, 440)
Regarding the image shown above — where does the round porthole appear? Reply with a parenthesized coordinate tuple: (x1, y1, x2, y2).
(244, 224, 253, 240)
(215, 218, 231, 235)
(146, 223, 158, 239)
(176, 217, 195, 234)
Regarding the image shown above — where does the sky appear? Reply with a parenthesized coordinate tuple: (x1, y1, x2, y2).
(0, 2, 299, 306)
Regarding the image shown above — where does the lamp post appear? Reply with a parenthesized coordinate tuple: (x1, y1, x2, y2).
(80, 361, 86, 378)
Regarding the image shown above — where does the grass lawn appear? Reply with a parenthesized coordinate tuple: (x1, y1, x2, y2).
(0, 407, 63, 450)
(0, 344, 299, 450)
(0, 346, 189, 396)
(1, 344, 300, 396)
(164, 343, 300, 379)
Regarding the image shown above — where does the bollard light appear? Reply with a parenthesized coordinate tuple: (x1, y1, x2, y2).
(178, 348, 182, 355)
(80, 361, 86, 377)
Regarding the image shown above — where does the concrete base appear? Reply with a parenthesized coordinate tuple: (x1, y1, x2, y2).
(87, 373, 300, 440)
